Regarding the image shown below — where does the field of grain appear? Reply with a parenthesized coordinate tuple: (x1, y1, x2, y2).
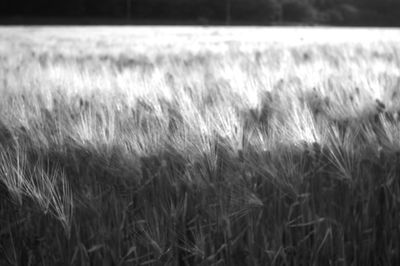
(1, 26, 400, 265)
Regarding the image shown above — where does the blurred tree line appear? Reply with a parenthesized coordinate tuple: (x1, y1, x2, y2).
(1, 0, 400, 26)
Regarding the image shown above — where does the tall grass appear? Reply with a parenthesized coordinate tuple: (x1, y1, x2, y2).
(1, 27, 400, 265)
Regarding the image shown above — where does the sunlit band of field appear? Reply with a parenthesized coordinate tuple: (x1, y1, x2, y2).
(1, 27, 400, 265)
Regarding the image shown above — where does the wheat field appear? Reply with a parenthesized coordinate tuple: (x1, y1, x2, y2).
(1, 26, 400, 265)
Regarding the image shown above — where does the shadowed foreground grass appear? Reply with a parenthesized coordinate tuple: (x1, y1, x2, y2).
(1, 27, 400, 265)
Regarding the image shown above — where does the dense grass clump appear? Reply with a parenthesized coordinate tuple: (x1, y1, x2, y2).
(1, 27, 400, 265)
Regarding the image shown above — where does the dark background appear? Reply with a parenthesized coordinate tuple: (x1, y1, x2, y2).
(1, 0, 400, 26)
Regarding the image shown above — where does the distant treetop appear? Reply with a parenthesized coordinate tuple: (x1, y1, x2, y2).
(1, 0, 399, 26)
